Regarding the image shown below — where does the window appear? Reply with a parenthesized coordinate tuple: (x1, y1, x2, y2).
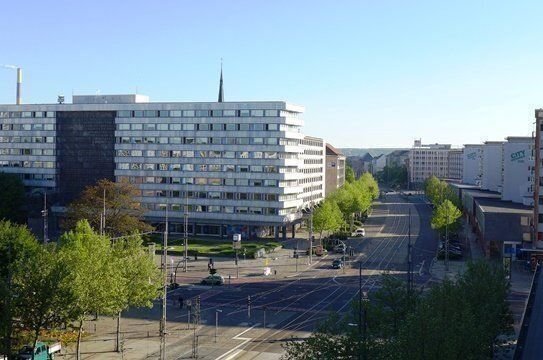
(198, 123, 210, 131)
(267, 124, 279, 131)
(144, 123, 156, 131)
(253, 152, 263, 159)
(251, 165, 263, 172)
(225, 123, 237, 131)
(251, 110, 264, 117)
(183, 124, 195, 131)
(183, 164, 194, 171)
(144, 110, 158, 117)
(264, 151, 278, 159)
(265, 138, 278, 145)
(183, 150, 194, 158)
(118, 110, 132, 117)
(223, 151, 235, 158)
(134, 110, 144, 117)
(223, 164, 235, 172)
(131, 150, 143, 157)
(264, 110, 278, 117)
(209, 164, 221, 171)
(238, 151, 249, 159)
(185, 137, 195, 144)
(223, 110, 236, 116)
(237, 138, 249, 145)
(224, 178, 235, 186)
(236, 207, 248, 214)
(198, 164, 208, 171)
(144, 137, 156, 144)
(172, 150, 182, 157)
(195, 178, 207, 185)
(252, 137, 264, 145)
(211, 123, 224, 131)
(196, 137, 208, 144)
(209, 178, 222, 186)
(170, 137, 182, 144)
(199, 151, 208, 158)
(171, 110, 182, 117)
(209, 150, 221, 158)
(118, 123, 130, 130)
(195, 110, 210, 117)
(170, 123, 181, 131)
(239, 123, 250, 131)
(146, 150, 156, 157)
(208, 191, 221, 199)
(223, 138, 236, 145)
(131, 123, 143, 130)
(240, 110, 250, 117)
(159, 110, 170, 117)
(236, 179, 249, 186)
(143, 164, 155, 171)
(157, 124, 168, 131)
(159, 150, 170, 157)
(238, 165, 249, 172)
(211, 110, 223, 117)
(225, 192, 235, 200)
(224, 206, 234, 213)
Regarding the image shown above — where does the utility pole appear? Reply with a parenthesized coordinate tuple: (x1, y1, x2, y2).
(100, 188, 106, 236)
(407, 208, 412, 292)
(184, 186, 189, 272)
(445, 206, 449, 272)
(41, 192, 48, 243)
(159, 209, 168, 360)
(358, 262, 362, 360)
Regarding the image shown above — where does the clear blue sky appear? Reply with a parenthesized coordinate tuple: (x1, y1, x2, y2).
(1, 0, 542, 148)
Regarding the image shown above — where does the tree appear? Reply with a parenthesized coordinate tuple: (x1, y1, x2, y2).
(345, 165, 355, 183)
(12, 244, 71, 357)
(0, 220, 40, 357)
(110, 235, 161, 352)
(312, 200, 344, 239)
(431, 199, 462, 234)
(0, 172, 26, 223)
(59, 220, 125, 360)
(64, 179, 153, 237)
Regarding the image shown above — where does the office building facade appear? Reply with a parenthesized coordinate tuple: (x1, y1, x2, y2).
(324, 143, 345, 197)
(481, 141, 504, 192)
(0, 95, 325, 238)
(408, 140, 454, 185)
(462, 144, 483, 185)
(501, 137, 533, 206)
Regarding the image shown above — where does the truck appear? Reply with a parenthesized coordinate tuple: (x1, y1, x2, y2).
(18, 341, 61, 360)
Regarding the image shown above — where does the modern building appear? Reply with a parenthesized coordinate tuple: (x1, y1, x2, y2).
(501, 137, 533, 206)
(481, 141, 504, 193)
(0, 93, 325, 239)
(386, 150, 409, 168)
(371, 154, 386, 175)
(533, 110, 543, 249)
(462, 144, 483, 185)
(325, 144, 345, 196)
(447, 149, 463, 180)
(408, 139, 455, 186)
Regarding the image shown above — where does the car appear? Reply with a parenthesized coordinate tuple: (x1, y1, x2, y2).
(334, 244, 346, 253)
(352, 228, 365, 237)
(332, 259, 344, 269)
(201, 274, 224, 286)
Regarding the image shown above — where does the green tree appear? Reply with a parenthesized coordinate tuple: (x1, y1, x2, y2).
(110, 235, 161, 352)
(59, 220, 125, 360)
(345, 165, 356, 183)
(64, 179, 153, 237)
(13, 244, 71, 357)
(0, 172, 26, 223)
(312, 200, 344, 239)
(431, 199, 462, 234)
(0, 220, 40, 357)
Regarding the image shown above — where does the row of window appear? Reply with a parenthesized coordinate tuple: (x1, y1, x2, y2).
(117, 122, 282, 131)
(143, 203, 279, 215)
(117, 109, 281, 118)
(117, 149, 288, 160)
(299, 176, 323, 184)
(141, 190, 280, 201)
(302, 184, 324, 193)
(21, 173, 55, 181)
(302, 167, 324, 174)
(117, 175, 280, 187)
(0, 148, 54, 156)
(0, 160, 55, 168)
(117, 136, 281, 146)
(117, 162, 281, 173)
(1, 123, 55, 131)
(0, 111, 55, 118)
(0, 136, 54, 143)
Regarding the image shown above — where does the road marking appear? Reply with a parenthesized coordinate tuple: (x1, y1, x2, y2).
(418, 260, 425, 276)
(222, 350, 244, 360)
(215, 324, 260, 360)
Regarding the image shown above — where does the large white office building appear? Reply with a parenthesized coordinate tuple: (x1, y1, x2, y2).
(481, 141, 504, 192)
(462, 144, 483, 185)
(501, 137, 533, 206)
(0, 93, 325, 239)
(408, 140, 455, 185)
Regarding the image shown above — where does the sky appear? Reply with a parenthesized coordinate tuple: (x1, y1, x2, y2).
(0, 0, 542, 148)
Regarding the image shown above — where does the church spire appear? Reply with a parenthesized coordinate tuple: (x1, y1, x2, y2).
(218, 59, 224, 102)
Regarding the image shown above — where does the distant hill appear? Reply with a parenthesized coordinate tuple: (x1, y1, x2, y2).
(340, 148, 409, 158)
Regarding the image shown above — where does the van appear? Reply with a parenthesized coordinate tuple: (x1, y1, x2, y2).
(352, 228, 365, 237)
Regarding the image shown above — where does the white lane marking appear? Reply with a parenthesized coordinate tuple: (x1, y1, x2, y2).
(215, 323, 260, 360)
(222, 350, 243, 360)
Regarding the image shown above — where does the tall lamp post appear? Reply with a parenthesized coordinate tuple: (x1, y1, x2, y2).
(159, 209, 169, 360)
(215, 309, 222, 343)
(309, 202, 314, 265)
(184, 186, 189, 272)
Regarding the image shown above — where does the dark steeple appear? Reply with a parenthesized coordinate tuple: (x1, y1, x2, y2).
(218, 60, 224, 102)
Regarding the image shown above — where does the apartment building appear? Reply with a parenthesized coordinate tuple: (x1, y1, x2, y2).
(462, 144, 483, 185)
(408, 140, 454, 185)
(533, 110, 543, 249)
(324, 143, 345, 197)
(0, 94, 325, 239)
(481, 141, 504, 192)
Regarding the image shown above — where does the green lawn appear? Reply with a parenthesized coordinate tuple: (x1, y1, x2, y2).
(145, 235, 281, 258)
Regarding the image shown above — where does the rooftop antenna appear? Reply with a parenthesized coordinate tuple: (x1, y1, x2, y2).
(218, 58, 224, 102)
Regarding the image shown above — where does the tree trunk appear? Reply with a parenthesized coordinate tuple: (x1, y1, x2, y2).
(116, 312, 121, 352)
(32, 327, 41, 360)
(76, 319, 83, 360)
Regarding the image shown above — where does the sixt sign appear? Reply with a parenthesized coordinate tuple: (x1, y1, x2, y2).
(511, 150, 526, 162)
(467, 152, 477, 160)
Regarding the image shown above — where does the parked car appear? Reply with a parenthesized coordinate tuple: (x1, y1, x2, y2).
(333, 244, 346, 253)
(332, 259, 344, 269)
(201, 274, 224, 286)
(351, 228, 365, 237)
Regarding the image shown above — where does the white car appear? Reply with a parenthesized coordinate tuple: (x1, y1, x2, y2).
(352, 228, 365, 237)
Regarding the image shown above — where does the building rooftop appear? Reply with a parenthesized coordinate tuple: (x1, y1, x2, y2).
(449, 183, 480, 190)
(326, 143, 344, 156)
(462, 189, 501, 199)
(475, 198, 532, 214)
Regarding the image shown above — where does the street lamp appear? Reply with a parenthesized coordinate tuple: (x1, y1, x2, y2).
(215, 309, 222, 343)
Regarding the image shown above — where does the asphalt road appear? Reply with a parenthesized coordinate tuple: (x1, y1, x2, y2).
(68, 192, 438, 360)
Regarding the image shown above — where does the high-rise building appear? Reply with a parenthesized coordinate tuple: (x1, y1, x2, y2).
(0, 94, 325, 239)
(501, 137, 533, 206)
(462, 144, 483, 185)
(408, 139, 460, 186)
(447, 149, 463, 180)
(324, 143, 345, 196)
(481, 141, 504, 192)
(533, 110, 543, 249)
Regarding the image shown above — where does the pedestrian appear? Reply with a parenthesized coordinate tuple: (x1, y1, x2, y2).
(178, 295, 183, 309)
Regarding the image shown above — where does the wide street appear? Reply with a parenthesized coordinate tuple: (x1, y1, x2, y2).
(65, 192, 438, 360)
